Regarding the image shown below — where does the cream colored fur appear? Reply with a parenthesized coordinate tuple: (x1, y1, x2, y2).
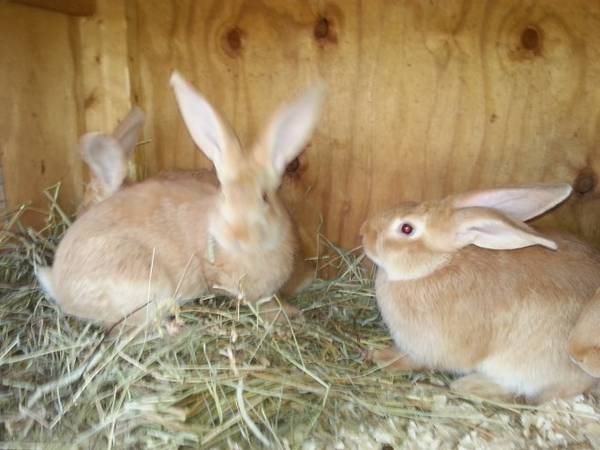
(78, 106, 145, 215)
(37, 72, 324, 328)
(362, 184, 600, 403)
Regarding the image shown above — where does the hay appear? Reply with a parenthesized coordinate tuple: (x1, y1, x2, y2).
(1, 186, 599, 450)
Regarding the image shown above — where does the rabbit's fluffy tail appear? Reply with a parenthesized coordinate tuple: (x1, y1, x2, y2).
(35, 266, 56, 300)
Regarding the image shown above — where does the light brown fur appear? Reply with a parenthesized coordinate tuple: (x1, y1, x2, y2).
(37, 72, 324, 329)
(46, 173, 296, 326)
(362, 184, 600, 403)
(77, 107, 145, 216)
(80, 164, 313, 302)
(569, 288, 600, 377)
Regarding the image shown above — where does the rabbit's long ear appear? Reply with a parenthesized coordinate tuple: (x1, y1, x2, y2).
(80, 133, 128, 198)
(112, 106, 145, 161)
(80, 107, 144, 198)
(254, 83, 325, 183)
(450, 207, 557, 251)
(170, 71, 241, 180)
(451, 184, 572, 222)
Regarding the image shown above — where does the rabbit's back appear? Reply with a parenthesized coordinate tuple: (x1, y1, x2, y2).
(59, 174, 218, 268)
(376, 233, 600, 396)
(50, 175, 219, 325)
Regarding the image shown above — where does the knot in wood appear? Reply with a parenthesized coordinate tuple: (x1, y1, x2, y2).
(521, 26, 541, 53)
(314, 17, 330, 40)
(574, 168, 597, 194)
(226, 27, 242, 52)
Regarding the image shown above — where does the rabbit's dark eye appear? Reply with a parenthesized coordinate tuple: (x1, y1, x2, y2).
(262, 192, 269, 204)
(399, 222, 414, 236)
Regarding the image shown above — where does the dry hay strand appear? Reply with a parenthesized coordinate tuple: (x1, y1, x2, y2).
(1, 185, 599, 450)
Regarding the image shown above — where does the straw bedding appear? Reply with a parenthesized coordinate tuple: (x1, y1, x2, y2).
(1, 187, 599, 449)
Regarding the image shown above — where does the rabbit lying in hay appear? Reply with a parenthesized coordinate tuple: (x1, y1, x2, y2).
(361, 183, 600, 403)
(36, 72, 324, 331)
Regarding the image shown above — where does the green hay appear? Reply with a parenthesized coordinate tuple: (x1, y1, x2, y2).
(1, 186, 599, 450)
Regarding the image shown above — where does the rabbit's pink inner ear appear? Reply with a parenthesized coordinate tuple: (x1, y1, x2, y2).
(112, 106, 145, 160)
(452, 208, 557, 251)
(256, 83, 325, 177)
(80, 133, 128, 196)
(451, 184, 573, 222)
(170, 71, 241, 177)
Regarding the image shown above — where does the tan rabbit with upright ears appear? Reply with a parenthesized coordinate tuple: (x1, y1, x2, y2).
(78, 106, 145, 215)
(36, 71, 325, 329)
(361, 183, 600, 403)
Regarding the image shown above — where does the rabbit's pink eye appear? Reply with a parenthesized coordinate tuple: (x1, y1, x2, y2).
(400, 223, 414, 235)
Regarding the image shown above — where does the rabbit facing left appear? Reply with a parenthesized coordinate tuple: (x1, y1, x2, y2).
(361, 183, 600, 403)
(36, 71, 325, 330)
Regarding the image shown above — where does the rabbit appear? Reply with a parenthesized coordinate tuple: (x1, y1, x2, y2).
(78, 106, 145, 215)
(78, 105, 315, 301)
(36, 71, 325, 329)
(360, 183, 600, 403)
(568, 288, 600, 377)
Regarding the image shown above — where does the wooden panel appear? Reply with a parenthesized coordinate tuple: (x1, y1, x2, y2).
(10, 0, 96, 16)
(0, 166, 6, 212)
(0, 2, 83, 225)
(76, 0, 130, 133)
(4, 0, 599, 253)
(126, 0, 600, 255)
(75, 0, 134, 180)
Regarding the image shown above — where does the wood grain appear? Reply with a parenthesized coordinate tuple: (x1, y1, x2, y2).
(2, 0, 600, 258)
(75, 0, 135, 182)
(76, 0, 131, 133)
(126, 0, 600, 255)
(0, 2, 83, 226)
(10, 0, 96, 16)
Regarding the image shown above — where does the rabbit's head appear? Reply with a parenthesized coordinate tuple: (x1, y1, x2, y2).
(170, 72, 324, 253)
(361, 184, 572, 280)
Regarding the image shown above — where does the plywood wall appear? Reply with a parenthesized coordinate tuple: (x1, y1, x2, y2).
(3, 0, 600, 257)
(0, 0, 130, 224)
(0, 2, 83, 226)
(126, 0, 600, 254)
